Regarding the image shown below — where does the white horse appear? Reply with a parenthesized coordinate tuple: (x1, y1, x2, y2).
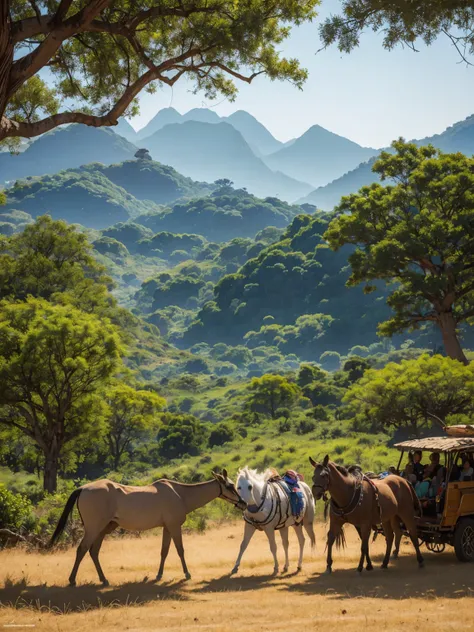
(231, 467, 316, 575)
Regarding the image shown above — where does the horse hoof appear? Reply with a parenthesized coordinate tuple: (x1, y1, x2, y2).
(101, 580, 109, 587)
(381, 564, 388, 570)
(296, 566, 302, 573)
(230, 568, 238, 576)
(391, 552, 399, 559)
(272, 568, 279, 576)
(366, 565, 374, 572)
(185, 573, 191, 581)
(418, 561, 425, 569)
(323, 568, 332, 575)
(282, 566, 288, 574)
(156, 574, 163, 582)
(69, 580, 76, 587)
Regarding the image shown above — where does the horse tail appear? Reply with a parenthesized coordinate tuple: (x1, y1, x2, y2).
(335, 526, 346, 551)
(49, 489, 82, 547)
(408, 480, 423, 518)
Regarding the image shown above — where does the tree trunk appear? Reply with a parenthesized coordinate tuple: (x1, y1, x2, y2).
(438, 312, 468, 364)
(43, 451, 59, 493)
(0, 1, 13, 122)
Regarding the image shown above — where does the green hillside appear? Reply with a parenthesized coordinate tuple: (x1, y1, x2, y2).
(4, 170, 158, 229)
(135, 186, 302, 242)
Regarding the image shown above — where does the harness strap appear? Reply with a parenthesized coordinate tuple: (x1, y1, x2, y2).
(363, 475, 382, 523)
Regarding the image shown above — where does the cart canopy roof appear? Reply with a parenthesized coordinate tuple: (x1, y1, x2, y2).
(395, 436, 474, 454)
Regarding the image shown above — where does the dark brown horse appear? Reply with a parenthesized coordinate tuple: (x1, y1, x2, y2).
(309, 455, 424, 573)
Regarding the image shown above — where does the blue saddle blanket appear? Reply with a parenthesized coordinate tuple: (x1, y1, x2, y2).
(281, 475, 305, 517)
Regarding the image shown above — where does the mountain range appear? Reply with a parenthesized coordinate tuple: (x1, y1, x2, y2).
(299, 114, 474, 210)
(141, 121, 312, 201)
(3, 107, 474, 209)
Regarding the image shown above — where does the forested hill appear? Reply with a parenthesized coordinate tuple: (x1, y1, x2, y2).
(134, 186, 303, 242)
(3, 160, 213, 230)
(180, 213, 439, 360)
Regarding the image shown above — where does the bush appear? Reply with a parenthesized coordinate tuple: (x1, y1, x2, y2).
(208, 423, 235, 448)
(278, 418, 292, 433)
(0, 485, 34, 531)
(296, 419, 316, 435)
(275, 407, 291, 419)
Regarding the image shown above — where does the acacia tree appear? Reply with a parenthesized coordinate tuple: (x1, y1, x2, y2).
(0, 298, 122, 492)
(325, 140, 474, 364)
(0, 0, 317, 148)
(105, 383, 165, 470)
(320, 1, 474, 64)
(344, 354, 474, 437)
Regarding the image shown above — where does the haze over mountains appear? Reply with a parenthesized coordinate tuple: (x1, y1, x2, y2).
(299, 114, 474, 210)
(2, 107, 474, 209)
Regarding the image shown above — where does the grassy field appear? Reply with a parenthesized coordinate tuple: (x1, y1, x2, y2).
(0, 522, 471, 631)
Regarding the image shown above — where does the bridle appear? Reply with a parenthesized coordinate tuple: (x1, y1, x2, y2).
(312, 466, 330, 498)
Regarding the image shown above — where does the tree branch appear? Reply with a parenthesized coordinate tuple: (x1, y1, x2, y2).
(1, 45, 205, 140)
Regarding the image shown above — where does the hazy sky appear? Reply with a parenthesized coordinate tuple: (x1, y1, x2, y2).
(130, 0, 474, 149)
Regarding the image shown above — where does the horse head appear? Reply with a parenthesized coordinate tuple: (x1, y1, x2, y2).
(212, 469, 247, 510)
(309, 454, 330, 500)
(236, 467, 260, 507)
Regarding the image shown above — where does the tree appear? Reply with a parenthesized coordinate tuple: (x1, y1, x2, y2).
(320, 1, 474, 64)
(249, 374, 301, 419)
(157, 413, 207, 459)
(105, 383, 165, 470)
(344, 354, 474, 437)
(0, 298, 122, 492)
(1, 0, 317, 148)
(325, 141, 474, 364)
(0, 215, 113, 313)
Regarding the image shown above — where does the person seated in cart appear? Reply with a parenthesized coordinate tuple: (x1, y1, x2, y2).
(459, 457, 473, 481)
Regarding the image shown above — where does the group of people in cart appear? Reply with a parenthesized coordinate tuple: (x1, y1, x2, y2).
(393, 451, 474, 516)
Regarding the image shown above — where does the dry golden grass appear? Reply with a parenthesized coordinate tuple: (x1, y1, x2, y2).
(0, 522, 472, 631)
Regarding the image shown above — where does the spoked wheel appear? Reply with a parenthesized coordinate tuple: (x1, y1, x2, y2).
(454, 518, 474, 562)
(426, 542, 446, 553)
(418, 537, 426, 548)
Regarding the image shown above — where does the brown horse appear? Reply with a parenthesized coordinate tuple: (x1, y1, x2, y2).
(50, 470, 245, 586)
(309, 455, 424, 573)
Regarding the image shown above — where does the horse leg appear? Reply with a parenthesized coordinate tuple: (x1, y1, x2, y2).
(325, 530, 336, 574)
(156, 527, 172, 581)
(381, 520, 394, 569)
(293, 524, 305, 571)
(264, 526, 279, 575)
(279, 527, 290, 573)
(89, 521, 117, 586)
(357, 524, 372, 572)
(69, 528, 102, 586)
(400, 513, 424, 568)
(231, 521, 255, 575)
(391, 518, 402, 559)
(170, 526, 191, 580)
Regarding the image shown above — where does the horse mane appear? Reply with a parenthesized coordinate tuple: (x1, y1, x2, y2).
(335, 464, 349, 476)
(237, 466, 278, 483)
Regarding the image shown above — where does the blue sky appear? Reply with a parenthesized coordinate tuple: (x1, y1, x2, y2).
(130, 0, 474, 149)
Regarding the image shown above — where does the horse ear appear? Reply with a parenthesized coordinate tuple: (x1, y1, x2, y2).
(323, 454, 329, 467)
(309, 456, 317, 468)
(222, 468, 228, 479)
(211, 471, 218, 479)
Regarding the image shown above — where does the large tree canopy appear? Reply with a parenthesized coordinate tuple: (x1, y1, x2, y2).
(345, 354, 474, 437)
(320, 0, 474, 63)
(325, 140, 474, 364)
(0, 0, 318, 147)
(0, 298, 122, 492)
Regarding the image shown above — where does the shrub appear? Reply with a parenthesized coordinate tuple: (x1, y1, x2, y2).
(296, 419, 316, 435)
(0, 485, 34, 531)
(209, 423, 235, 448)
(278, 418, 292, 433)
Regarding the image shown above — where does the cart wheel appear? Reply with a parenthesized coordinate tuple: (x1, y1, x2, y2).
(418, 538, 425, 548)
(427, 542, 445, 553)
(454, 518, 474, 562)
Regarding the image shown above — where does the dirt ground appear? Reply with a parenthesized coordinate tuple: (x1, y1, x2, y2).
(0, 522, 472, 631)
